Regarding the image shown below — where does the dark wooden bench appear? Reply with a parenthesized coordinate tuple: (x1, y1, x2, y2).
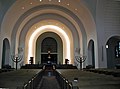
(116, 64, 120, 69)
(85, 68, 120, 77)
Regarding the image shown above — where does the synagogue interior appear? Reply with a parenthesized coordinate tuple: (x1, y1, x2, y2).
(0, 0, 120, 89)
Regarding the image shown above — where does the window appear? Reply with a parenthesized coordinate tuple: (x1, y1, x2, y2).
(41, 37, 57, 53)
(115, 41, 120, 58)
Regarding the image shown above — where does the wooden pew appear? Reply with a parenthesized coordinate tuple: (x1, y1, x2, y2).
(57, 69, 120, 89)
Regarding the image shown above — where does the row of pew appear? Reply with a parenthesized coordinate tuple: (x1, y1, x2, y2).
(0, 69, 14, 73)
(57, 69, 120, 89)
(85, 68, 120, 77)
(0, 69, 41, 89)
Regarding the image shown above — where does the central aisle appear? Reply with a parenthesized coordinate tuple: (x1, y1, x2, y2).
(36, 66, 61, 89)
(38, 76, 61, 89)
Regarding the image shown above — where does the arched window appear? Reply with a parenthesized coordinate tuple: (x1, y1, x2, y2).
(2, 38, 10, 68)
(41, 37, 57, 53)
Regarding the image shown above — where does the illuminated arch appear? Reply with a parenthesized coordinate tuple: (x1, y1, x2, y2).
(27, 25, 71, 64)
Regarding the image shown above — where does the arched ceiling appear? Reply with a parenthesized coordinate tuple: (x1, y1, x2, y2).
(1, 0, 96, 41)
(0, 0, 96, 64)
(19, 13, 79, 46)
(23, 19, 74, 64)
(27, 25, 71, 64)
(13, 4, 86, 47)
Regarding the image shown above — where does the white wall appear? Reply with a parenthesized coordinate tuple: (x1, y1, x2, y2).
(96, 0, 120, 68)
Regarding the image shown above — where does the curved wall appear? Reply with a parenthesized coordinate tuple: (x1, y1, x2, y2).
(0, 0, 97, 68)
(36, 32, 63, 64)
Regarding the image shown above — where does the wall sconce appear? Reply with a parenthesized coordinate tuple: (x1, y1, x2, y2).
(106, 45, 109, 49)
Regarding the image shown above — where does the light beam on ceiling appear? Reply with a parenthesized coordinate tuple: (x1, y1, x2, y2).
(28, 25, 70, 64)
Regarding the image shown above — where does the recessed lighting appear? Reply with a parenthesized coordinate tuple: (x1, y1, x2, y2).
(49, 0, 52, 1)
(67, 3, 69, 6)
(58, 0, 61, 2)
(30, 2, 33, 5)
(75, 8, 77, 11)
(22, 7, 25, 10)
(40, 0, 42, 2)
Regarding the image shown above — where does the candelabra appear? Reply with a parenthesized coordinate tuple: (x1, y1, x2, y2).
(11, 54, 23, 70)
(75, 55, 86, 70)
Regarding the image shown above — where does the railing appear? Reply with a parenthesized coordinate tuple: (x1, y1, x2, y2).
(19, 65, 79, 89)
(54, 70, 73, 89)
(23, 70, 44, 89)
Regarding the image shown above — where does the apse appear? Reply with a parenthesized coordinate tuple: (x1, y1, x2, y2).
(27, 25, 71, 64)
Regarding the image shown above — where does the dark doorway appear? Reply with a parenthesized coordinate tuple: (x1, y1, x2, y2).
(88, 40, 95, 68)
(41, 37, 57, 64)
(106, 36, 120, 68)
(2, 38, 10, 68)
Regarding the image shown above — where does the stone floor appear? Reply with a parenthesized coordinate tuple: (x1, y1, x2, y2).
(57, 69, 120, 89)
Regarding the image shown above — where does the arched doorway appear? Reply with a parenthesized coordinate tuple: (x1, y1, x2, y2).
(41, 37, 57, 64)
(2, 38, 10, 68)
(106, 36, 120, 68)
(88, 40, 95, 68)
(36, 32, 63, 64)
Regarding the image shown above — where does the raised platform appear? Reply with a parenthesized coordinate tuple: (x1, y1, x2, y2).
(55, 64, 77, 69)
(21, 64, 77, 69)
(21, 64, 44, 69)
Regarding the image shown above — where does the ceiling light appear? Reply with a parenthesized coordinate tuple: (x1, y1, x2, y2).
(75, 8, 77, 11)
(22, 7, 25, 10)
(30, 2, 33, 5)
(58, 0, 61, 2)
(67, 3, 69, 6)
